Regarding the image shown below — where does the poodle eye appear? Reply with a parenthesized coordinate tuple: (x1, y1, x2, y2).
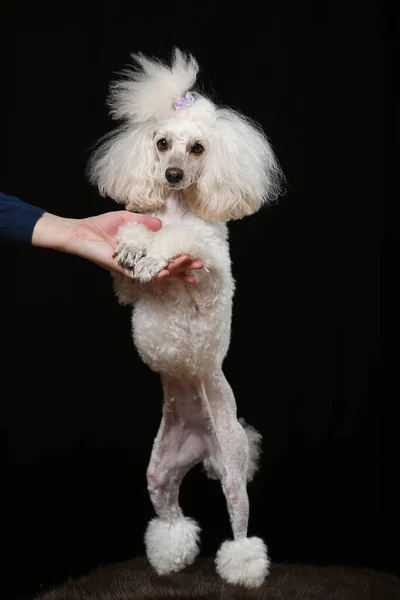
(191, 142, 204, 155)
(157, 138, 168, 151)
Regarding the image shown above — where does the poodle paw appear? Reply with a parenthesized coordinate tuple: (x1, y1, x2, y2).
(134, 256, 168, 283)
(114, 241, 145, 269)
(215, 536, 270, 588)
(144, 516, 200, 575)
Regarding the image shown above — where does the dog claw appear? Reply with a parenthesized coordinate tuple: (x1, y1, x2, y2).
(134, 256, 168, 283)
(115, 242, 144, 269)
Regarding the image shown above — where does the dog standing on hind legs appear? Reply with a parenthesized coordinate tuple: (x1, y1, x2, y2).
(88, 47, 284, 588)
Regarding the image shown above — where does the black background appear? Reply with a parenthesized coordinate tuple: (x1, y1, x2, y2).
(0, 2, 398, 599)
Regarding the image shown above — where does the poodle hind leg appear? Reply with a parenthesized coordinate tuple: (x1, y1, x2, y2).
(202, 375, 270, 588)
(144, 400, 205, 575)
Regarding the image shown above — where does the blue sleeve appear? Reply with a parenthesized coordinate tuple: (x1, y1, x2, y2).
(0, 192, 46, 245)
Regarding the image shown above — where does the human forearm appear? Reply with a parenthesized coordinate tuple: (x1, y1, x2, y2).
(0, 192, 46, 244)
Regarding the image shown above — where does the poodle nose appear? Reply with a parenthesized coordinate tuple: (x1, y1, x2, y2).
(165, 167, 184, 184)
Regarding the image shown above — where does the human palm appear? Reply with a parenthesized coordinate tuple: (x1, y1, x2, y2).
(68, 211, 203, 282)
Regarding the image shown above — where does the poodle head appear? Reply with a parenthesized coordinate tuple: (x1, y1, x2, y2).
(150, 104, 211, 194)
(88, 48, 284, 221)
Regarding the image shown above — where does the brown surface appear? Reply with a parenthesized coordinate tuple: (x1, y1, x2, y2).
(37, 557, 400, 600)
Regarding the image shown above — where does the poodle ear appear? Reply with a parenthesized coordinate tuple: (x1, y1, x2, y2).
(186, 109, 283, 221)
(87, 124, 165, 211)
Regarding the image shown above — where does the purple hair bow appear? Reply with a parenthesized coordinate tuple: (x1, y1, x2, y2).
(173, 92, 195, 110)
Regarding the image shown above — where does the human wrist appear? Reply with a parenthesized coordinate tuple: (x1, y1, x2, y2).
(31, 212, 78, 253)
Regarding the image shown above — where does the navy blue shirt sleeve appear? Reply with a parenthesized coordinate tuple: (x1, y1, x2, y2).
(0, 192, 46, 245)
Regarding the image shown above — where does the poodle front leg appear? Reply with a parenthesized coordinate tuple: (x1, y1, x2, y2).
(114, 221, 154, 270)
(144, 400, 206, 575)
(133, 224, 211, 283)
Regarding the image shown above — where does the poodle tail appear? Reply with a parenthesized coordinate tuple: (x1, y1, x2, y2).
(202, 418, 262, 483)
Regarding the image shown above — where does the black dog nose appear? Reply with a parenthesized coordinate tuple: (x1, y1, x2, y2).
(165, 167, 184, 184)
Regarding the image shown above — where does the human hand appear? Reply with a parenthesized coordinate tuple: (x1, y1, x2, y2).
(32, 211, 203, 281)
(157, 254, 204, 285)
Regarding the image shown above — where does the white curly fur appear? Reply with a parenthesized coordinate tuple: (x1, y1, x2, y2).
(88, 48, 283, 588)
(216, 537, 270, 588)
(108, 48, 199, 124)
(144, 516, 200, 574)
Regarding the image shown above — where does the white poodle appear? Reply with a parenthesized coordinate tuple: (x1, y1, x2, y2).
(88, 48, 283, 588)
